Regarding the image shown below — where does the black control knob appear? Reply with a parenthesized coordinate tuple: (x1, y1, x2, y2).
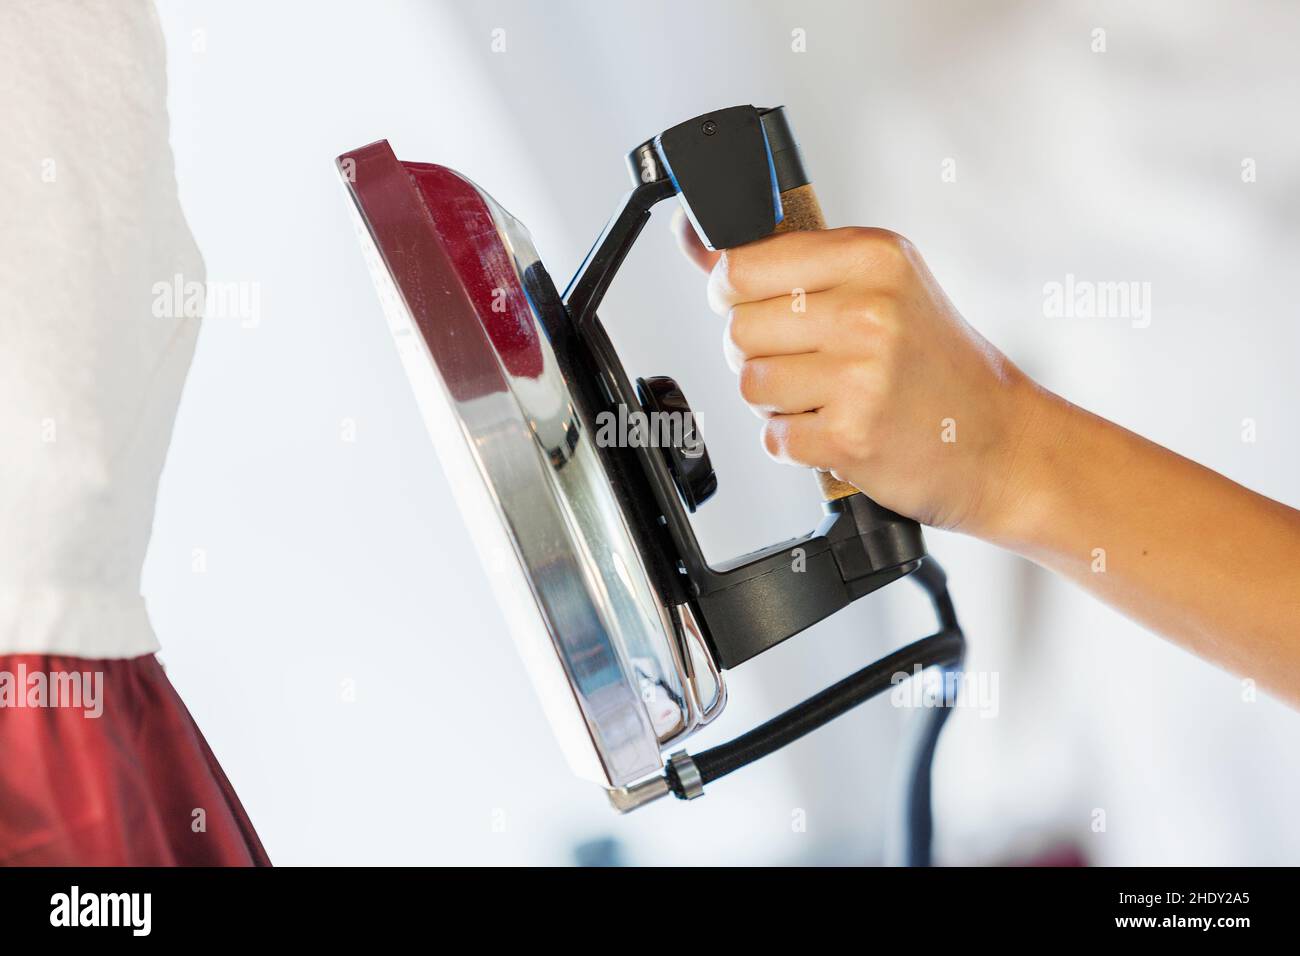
(635, 376, 717, 512)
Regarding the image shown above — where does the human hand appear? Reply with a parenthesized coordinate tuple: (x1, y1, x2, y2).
(672, 210, 1048, 538)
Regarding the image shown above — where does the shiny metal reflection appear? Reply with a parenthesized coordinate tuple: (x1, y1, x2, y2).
(341, 146, 726, 790)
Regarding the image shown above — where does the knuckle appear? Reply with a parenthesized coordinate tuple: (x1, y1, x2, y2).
(763, 417, 814, 467)
(817, 424, 852, 466)
(844, 225, 884, 248)
(849, 227, 917, 275)
(818, 398, 873, 467)
(852, 299, 905, 362)
(725, 308, 755, 357)
(839, 359, 876, 398)
(737, 360, 765, 405)
(714, 249, 758, 302)
(871, 227, 916, 258)
(839, 293, 892, 339)
(760, 420, 784, 459)
(871, 310, 902, 354)
(828, 411, 861, 458)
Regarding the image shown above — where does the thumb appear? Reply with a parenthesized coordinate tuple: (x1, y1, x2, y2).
(671, 207, 722, 273)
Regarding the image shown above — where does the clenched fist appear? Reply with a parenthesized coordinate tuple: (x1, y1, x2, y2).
(672, 196, 1300, 708)
(672, 210, 1044, 539)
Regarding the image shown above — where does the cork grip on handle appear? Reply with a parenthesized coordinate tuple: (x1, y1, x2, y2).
(771, 184, 861, 502)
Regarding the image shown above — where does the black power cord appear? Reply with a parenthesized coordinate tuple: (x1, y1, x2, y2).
(903, 557, 965, 867)
(667, 555, 965, 866)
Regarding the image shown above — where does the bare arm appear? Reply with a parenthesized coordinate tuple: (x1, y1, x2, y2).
(995, 387, 1300, 701)
(674, 213, 1300, 706)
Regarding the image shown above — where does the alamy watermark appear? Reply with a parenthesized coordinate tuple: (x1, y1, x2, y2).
(890, 665, 999, 718)
(0, 665, 103, 718)
(595, 404, 704, 458)
(1043, 273, 1151, 328)
(50, 886, 150, 936)
(152, 273, 262, 328)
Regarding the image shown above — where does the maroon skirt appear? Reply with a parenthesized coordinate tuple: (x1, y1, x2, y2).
(0, 653, 269, 866)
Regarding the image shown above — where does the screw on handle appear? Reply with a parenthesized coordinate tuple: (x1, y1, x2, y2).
(771, 184, 861, 501)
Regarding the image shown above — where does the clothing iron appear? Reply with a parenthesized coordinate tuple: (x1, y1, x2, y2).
(338, 106, 964, 856)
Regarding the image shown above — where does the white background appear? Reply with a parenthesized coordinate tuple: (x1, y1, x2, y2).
(148, 0, 1300, 864)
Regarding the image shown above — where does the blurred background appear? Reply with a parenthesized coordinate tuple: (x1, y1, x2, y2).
(143, 0, 1300, 864)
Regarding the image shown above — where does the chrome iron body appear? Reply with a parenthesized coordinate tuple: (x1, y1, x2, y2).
(339, 143, 724, 790)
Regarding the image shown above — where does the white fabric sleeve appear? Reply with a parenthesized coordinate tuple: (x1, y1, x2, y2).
(0, 0, 202, 657)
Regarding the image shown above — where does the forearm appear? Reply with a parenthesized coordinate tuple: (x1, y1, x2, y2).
(987, 381, 1300, 703)
(679, 224, 1300, 704)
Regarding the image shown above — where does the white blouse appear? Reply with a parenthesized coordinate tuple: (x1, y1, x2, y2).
(0, 1, 201, 658)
